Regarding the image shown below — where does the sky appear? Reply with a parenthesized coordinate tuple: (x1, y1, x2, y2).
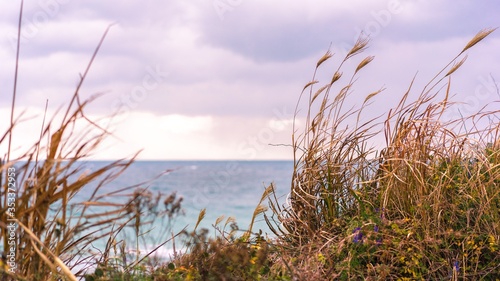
(0, 0, 499, 160)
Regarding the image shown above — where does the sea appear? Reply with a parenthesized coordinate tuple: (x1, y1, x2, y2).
(63, 160, 294, 261)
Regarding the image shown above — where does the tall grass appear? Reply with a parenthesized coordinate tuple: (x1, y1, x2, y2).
(265, 29, 500, 280)
(160, 29, 499, 280)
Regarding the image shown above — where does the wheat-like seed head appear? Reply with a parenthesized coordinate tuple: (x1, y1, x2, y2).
(331, 71, 343, 85)
(317, 50, 333, 68)
(445, 55, 468, 77)
(303, 80, 319, 92)
(345, 36, 370, 60)
(355, 56, 375, 74)
(461, 28, 496, 54)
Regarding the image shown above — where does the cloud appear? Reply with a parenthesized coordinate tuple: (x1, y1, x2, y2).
(194, 0, 367, 62)
(1, 0, 499, 159)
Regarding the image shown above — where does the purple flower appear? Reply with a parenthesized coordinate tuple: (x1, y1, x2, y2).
(353, 227, 363, 243)
(373, 225, 382, 245)
(453, 261, 460, 272)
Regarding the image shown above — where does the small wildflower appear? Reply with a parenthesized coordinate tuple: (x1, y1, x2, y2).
(250, 256, 257, 265)
(317, 253, 326, 264)
(374, 225, 379, 232)
(380, 208, 386, 220)
(488, 235, 497, 251)
(453, 260, 460, 272)
(353, 227, 363, 243)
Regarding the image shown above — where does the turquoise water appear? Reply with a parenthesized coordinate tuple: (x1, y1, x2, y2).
(0, 160, 293, 265)
(71, 160, 294, 259)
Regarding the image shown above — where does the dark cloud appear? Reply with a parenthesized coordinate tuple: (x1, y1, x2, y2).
(193, 3, 362, 62)
(369, 0, 500, 43)
(191, 0, 500, 64)
(2, 0, 499, 116)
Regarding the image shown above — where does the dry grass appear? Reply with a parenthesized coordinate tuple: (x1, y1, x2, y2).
(0, 5, 185, 281)
(158, 29, 499, 280)
(264, 29, 500, 280)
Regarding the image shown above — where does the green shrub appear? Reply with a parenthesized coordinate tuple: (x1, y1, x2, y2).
(162, 219, 273, 281)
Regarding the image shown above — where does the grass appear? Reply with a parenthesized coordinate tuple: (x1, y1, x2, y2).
(261, 29, 500, 280)
(1, 3, 499, 279)
(154, 28, 500, 280)
(1, 4, 185, 280)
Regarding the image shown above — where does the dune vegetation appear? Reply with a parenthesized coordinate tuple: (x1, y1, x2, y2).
(157, 29, 500, 281)
(1, 5, 499, 280)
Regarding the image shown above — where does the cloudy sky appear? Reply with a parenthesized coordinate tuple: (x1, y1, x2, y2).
(0, 0, 499, 160)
